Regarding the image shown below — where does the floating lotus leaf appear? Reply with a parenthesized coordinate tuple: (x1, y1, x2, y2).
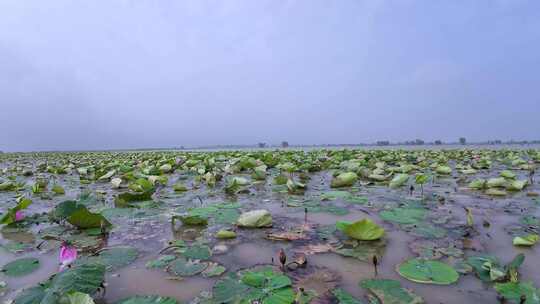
(320, 191, 353, 200)
(397, 258, 459, 285)
(487, 177, 507, 188)
(485, 188, 507, 196)
(500, 170, 517, 179)
(97, 246, 138, 270)
(169, 258, 207, 277)
(435, 166, 451, 175)
(331, 172, 358, 188)
(494, 282, 540, 304)
(183, 244, 212, 260)
(51, 184, 65, 195)
(2, 257, 40, 277)
(115, 295, 177, 304)
(380, 208, 426, 224)
(115, 191, 154, 207)
(159, 163, 173, 173)
(146, 255, 176, 269)
(461, 168, 477, 175)
(368, 174, 387, 182)
(404, 223, 447, 239)
(336, 220, 352, 232)
(341, 219, 385, 241)
(332, 288, 364, 304)
(172, 183, 187, 192)
(334, 239, 386, 262)
(237, 210, 272, 228)
(201, 262, 226, 277)
(513, 234, 539, 246)
(360, 279, 424, 304)
(52, 200, 86, 220)
(178, 214, 208, 226)
(252, 165, 267, 180)
(415, 174, 429, 185)
(287, 178, 306, 194)
(67, 207, 112, 229)
(389, 173, 409, 188)
(506, 180, 527, 191)
(98, 169, 116, 181)
(216, 230, 237, 239)
(14, 263, 106, 304)
(468, 179, 486, 190)
(59, 292, 95, 304)
(466, 255, 501, 282)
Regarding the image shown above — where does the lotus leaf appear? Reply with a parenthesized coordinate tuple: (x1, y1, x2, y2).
(397, 258, 459, 285)
(342, 219, 385, 241)
(237, 210, 272, 228)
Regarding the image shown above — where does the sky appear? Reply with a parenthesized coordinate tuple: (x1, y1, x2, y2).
(1, 0, 539, 152)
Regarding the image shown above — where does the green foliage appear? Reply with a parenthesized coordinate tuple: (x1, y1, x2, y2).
(2, 257, 40, 277)
(397, 258, 459, 285)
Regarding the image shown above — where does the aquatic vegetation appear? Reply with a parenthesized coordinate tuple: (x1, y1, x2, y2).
(337, 218, 385, 241)
(236, 209, 272, 228)
(1, 257, 40, 277)
(360, 279, 424, 303)
(397, 258, 459, 285)
(0, 148, 539, 302)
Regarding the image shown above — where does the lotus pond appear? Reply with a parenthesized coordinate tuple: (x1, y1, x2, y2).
(1, 148, 539, 303)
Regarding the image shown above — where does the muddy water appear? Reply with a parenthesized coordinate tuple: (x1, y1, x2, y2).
(1, 164, 540, 303)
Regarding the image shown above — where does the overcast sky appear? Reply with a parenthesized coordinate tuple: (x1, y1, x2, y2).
(1, 0, 539, 151)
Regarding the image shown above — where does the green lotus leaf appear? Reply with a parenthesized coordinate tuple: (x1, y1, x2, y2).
(468, 179, 486, 190)
(169, 258, 207, 277)
(500, 170, 517, 179)
(360, 279, 424, 304)
(487, 177, 507, 188)
(216, 229, 237, 239)
(201, 262, 226, 278)
(178, 214, 208, 226)
(332, 288, 364, 304)
(51, 184, 65, 195)
(172, 183, 188, 192)
(506, 180, 527, 191)
(15, 263, 106, 304)
(115, 295, 177, 304)
(397, 258, 459, 285)
(334, 239, 386, 262)
(159, 163, 173, 173)
(146, 255, 176, 269)
(97, 246, 138, 270)
(435, 166, 451, 175)
(485, 188, 507, 196)
(59, 292, 95, 304)
(380, 208, 426, 224)
(415, 174, 429, 185)
(2, 257, 40, 277)
(183, 244, 212, 260)
(237, 210, 272, 228)
(494, 282, 540, 304)
(389, 173, 409, 188)
(331, 172, 358, 188)
(336, 220, 352, 232)
(98, 169, 116, 181)
(342, 219, 385, 241)
(513, 234, 539, 247)
(67, 207, 112, 229)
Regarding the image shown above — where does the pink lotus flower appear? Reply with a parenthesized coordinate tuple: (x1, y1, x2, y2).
(59, 242, 77, 271)
(14, 210, 25, 222)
